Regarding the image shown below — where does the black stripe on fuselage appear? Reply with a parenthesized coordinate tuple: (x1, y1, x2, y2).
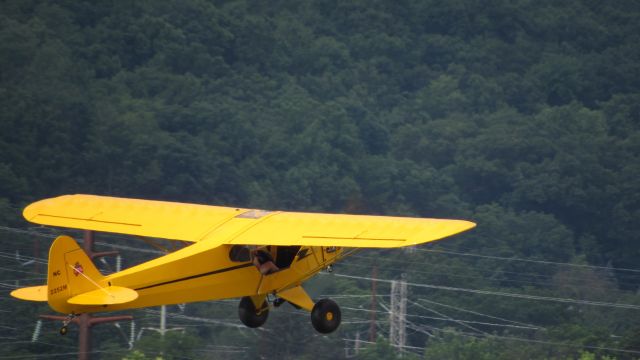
(134, 262, 254, 291)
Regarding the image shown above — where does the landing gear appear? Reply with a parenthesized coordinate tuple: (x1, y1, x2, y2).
(311, 299, 341, 334)
(272, 297, 286, 307)
(238, 296, 269, 328)
(237, 294, 341, 333)
(59, 313, 76, 336)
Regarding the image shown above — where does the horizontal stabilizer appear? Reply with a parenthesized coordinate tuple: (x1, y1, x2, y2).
(67, 286, 138, 306)
(11, 285, 47, 302)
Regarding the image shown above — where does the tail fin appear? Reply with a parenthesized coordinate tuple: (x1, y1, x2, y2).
(12, 235, 137, 313)
(46, 235, 105, 313)
(10, 235, 101, 309)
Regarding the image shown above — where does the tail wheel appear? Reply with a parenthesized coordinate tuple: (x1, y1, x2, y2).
(238, 296, 269, 328)
(311, 299, 341, 334)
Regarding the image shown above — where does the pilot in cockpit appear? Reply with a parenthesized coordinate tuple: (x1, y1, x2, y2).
(251, 247, 279, 275)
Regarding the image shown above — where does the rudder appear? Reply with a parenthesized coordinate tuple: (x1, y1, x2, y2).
(47, 235, 105, 313)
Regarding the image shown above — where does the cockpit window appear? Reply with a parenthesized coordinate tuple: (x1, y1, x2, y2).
(274, 246, 301, 269)
(229, 245, 251, 262)
(235, 210, 273, 219)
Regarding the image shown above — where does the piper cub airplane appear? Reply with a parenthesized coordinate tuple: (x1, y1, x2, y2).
(11, 194, 475, 334)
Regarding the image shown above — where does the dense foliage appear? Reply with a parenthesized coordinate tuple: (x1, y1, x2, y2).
(1, 0, 640, 359)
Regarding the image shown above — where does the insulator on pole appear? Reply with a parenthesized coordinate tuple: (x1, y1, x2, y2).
(129, 321, 136, 349)
(31, 320, 42, 342)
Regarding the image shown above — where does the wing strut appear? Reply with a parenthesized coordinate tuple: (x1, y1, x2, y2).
(277, 286, 315, 312)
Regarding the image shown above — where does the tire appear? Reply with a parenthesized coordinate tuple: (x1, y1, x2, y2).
(310, 299, 341, 334)
(238, 296, 269, 328)
(273, 298, 286, 307)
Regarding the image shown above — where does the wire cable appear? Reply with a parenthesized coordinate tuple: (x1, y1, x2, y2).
(428, 325, 640, 357)
(350, 253, 639, 288)
(330, 272, 640, 310)
(418, 247, 640, 273)
(416, 297, 541, 329)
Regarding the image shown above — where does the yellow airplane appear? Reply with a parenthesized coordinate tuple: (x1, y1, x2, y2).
(11, 194, 475, 334)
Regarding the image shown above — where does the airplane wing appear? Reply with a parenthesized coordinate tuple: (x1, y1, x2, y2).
(23, 194, 247, 243)
(23, 194, 475, 248)
(228, 209, 475, 248)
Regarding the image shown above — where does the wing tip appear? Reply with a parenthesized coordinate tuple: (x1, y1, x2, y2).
(22, 199, 43, 222)
(437, 218, 477, 238)
(459, 219, 477, 231)
(404, 218, 476, 247)
(23, 194, 77, 223)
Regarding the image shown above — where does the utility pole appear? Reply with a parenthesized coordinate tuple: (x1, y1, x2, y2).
(389, 274, 407, 355)
(40, 231, 133, 360)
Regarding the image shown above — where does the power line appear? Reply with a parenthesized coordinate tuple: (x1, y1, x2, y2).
(0, 277, 45, 283)
(0, 266, 43, 276)
(427, 325, 640, 357)
(319, 294, 390, 298)
(351, 253, 640, 289)
(409, 300, 488, 336)
(3, 225, 637, 289)
(0, 252, 47, 265)
(342, 306, 541, 331)
(405, 319, 435, 338)
(420, 246, 640, 273)
(342, 337, 425, 351)
(144, 309, 258, 330)
(2, 223, 637, 354)
(416, 297, 541, 329)
(0, 340, 78, 351)
(0, 225, 164, 255)
(330, 273, 640, 310)
(343, 259, 625, 290)
(5, 223, 636, 276)
(339, 259, 637, 298)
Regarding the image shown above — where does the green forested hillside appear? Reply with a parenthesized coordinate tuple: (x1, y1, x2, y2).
(1, 1, 640, 359)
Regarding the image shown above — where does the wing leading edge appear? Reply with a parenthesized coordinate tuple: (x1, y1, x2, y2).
(23, 194, 248, 243)
(23, 194, 475, 248)
(224, 211, 475, 248)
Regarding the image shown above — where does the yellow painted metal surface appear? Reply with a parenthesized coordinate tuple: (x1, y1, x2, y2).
(10, 285, 47, 302)
(23, 194, 246, 242)
(249, 294, 268, 309)
(67, 286, 138, 305)
(14, 239, 351, 314)
(229, 212, 475, 248)
(13, 195, 476, 316)
(97, 240, 265, 312)
(23, 194, 475, 248)
(277, 286, 314, 311)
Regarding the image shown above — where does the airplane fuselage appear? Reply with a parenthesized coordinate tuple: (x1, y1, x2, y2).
(60, 239, 343, 314)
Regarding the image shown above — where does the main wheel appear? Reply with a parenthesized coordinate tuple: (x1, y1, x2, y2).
(238, 296, 269, 328)
(311, 299, 341, 334)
